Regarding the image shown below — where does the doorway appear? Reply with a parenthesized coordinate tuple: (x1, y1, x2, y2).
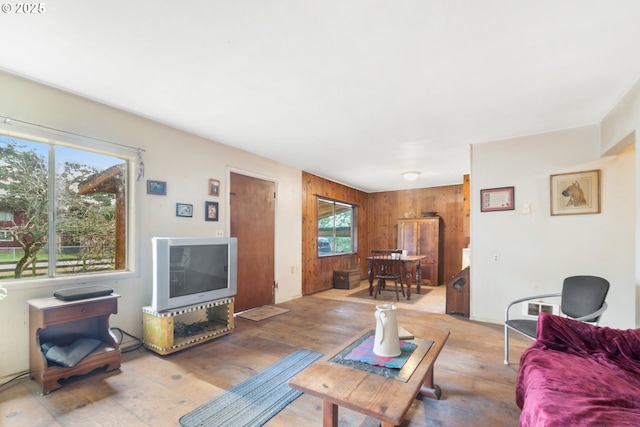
(230, 172, 275, 313)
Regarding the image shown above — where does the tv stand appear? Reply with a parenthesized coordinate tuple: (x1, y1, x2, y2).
(142, 297, 234, 355)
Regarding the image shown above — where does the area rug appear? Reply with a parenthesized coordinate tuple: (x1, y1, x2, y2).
(236, 305, 290, 321)
(348, 286, 428, 304)
(179, 349, 323, 427)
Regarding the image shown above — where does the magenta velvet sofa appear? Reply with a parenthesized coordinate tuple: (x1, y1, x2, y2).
(516, 312, 640, 426)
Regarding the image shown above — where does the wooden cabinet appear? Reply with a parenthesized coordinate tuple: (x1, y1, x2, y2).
(446, 267, 470, 317)
(28, 294, 121, 394)
(397, 217, 442, 286)
(142, 297, 234, 355)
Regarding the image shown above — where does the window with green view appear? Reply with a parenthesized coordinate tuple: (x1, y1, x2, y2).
(0, 134, 129, 281)
(317, 198, 355, 256)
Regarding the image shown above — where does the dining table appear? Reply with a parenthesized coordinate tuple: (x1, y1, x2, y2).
(366, 255, 426, 300)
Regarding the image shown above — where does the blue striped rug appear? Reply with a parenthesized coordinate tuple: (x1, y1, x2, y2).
(179, 349, 323, 427)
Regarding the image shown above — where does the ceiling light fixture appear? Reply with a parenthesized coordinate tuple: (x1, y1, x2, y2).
(402, 171, 420, 181)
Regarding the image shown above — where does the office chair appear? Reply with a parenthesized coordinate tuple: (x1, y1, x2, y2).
(504, 275, 609, 364)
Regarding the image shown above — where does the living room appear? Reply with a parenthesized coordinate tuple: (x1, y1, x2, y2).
(1, 2, 639, 425)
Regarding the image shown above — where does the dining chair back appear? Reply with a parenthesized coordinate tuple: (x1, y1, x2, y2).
(371, 249, 405, 301)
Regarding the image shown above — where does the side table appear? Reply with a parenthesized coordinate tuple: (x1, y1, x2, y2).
(28, 294, 121, 394)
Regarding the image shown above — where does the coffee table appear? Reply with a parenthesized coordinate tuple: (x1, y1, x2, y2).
(288, 327, 450, 427)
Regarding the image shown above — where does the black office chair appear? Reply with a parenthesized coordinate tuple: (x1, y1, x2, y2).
(371, 249, 405, 301)
(504, 275, 609, 365)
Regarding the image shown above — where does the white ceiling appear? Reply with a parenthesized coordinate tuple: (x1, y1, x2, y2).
(1, 1, 640, 192)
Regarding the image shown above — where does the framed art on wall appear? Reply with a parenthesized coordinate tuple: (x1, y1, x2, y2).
(480, 187, 515, 212)
(176, 203, 193, 218)
(147, 180, 166, 195)
(205, 201, 219, 221)
(208, 179, 220, 197)
(550, 169, 600, 215)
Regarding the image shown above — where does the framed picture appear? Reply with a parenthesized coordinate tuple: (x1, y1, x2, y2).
(550, 169, 600, 216)
(147, 180, 166, 195)
(480, 187, 515, 212)
(205, 201, 219, 221)
(208, 179, 220, 197)
(176, 203, 193, 218)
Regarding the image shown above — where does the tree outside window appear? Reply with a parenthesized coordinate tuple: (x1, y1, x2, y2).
(317, 198, 355, 256)
(0, 136, 128, 280)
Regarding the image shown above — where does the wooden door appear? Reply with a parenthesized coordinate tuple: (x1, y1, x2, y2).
(418, 219, 438, 263)
(230, 173, 275, 313)
(397, 220, 419, 255)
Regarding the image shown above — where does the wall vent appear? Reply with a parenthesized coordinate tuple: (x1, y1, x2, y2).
(522, 301, 560, 318)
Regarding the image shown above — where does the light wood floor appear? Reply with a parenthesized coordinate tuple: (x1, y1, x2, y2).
(0, 282, 531, 426)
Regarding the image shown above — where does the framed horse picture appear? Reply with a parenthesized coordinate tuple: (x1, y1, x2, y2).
(550, 170, 600, 215)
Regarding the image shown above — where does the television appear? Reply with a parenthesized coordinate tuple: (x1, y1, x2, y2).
(151, 237, 238, 312)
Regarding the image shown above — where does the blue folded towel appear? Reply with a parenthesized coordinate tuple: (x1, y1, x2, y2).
(41, 338, 102, 368)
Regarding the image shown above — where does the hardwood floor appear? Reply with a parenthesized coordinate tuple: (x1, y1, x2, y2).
(0, 283, 531, 426)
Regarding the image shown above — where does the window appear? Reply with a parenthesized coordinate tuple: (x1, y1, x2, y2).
(0, 211, 12, 221)
(0, 134, 129, 281)
(317, 198, 355, 256)
(0, 230, 11, 241)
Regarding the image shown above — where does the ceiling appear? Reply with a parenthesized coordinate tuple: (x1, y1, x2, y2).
(1, 1, 640, 192)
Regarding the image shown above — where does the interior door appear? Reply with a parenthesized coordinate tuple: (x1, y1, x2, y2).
(230, 172, 275, 312)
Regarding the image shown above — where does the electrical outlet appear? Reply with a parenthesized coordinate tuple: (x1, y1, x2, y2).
(492, 253, 500, 263)
(215, 230, 223, 237)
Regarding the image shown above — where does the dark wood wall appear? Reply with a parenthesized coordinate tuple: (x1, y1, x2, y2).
(302, 172, 369, 295)
(302, 172, 469, 295)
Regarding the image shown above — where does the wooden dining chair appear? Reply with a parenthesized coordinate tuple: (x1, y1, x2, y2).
(371, 249, 406, 301)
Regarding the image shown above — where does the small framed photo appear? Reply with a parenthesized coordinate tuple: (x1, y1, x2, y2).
(205, 201, 219, 221)
(550, 169, 600, 216)
(147, 180, 166, 195)
(176, 203, 193, 218)
(480, 186, 515, 212)
(208, 179, 220, 197)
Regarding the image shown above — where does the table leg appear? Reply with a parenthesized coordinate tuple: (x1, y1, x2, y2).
(367, 259, 374, 296)
(418, 364, 442, 400)
(322, 400, 338, 427)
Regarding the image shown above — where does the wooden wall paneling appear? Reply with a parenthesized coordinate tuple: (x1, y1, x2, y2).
(302, 172, 466, 296)
(365, 184, 466, 284)
(302, 172, 368, 295)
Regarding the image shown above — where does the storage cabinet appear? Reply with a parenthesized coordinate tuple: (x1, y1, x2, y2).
(28, 294, 121, 394)
(142, 297, 234, 355)
(397, 217, 442, 286)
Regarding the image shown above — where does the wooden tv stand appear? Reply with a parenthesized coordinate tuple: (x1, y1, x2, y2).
(28, 294, 121, 394)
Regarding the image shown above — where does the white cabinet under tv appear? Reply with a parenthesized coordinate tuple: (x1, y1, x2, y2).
(142, 297, 234, 355)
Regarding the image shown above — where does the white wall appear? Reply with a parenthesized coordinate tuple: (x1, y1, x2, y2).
(600, 77, 640, 326)
(470, 125, 636, 329)
(0, 71, 303, 378)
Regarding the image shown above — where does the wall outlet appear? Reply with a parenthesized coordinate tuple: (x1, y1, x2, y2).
(523, 302, 560, 317)
(492, 253, 500, 263)
(215, 230, 223, 237)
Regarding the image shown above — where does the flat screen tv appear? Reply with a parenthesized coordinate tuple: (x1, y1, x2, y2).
(151, 237, 238, 312)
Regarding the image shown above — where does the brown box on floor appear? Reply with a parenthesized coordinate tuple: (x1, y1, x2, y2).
(333, 270, 360, 289)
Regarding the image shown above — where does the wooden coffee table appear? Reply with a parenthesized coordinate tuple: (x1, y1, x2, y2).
(289, 327, 450, 427)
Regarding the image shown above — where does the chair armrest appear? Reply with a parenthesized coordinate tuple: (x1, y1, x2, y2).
(505, 293, 561, 322)
(572, 302, 608, 323)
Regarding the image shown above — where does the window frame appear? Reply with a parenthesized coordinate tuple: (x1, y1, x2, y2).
(317, 197, 356, 257)
(0, 122, 140, 290)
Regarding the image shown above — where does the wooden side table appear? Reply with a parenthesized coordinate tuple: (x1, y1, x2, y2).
(28, 294, 121, 394)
